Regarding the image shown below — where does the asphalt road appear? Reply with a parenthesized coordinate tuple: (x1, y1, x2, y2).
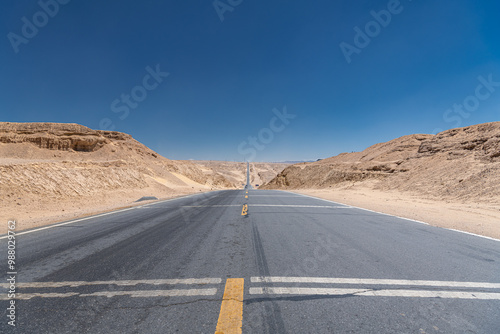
(1, 185, 499, 333)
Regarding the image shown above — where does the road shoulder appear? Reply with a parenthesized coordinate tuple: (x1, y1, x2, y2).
(287, 188, 500, 240)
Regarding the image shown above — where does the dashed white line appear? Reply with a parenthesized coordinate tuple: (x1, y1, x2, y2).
(0, 292, 80, 300)
(249, 287, 500, 300)
(182, 205, 241, 207)
(245, 195, 302, 197)
(0, 278, 222, 289)
(181, 204, 351, 208)
(80, 288, 218, 298)
(0, 289, 218, 300)
(250, 204, 351, 208)
(250, 277, 500, 289)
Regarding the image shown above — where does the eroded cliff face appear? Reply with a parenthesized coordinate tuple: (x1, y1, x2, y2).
(262, 122, 500, 203)
(417, 122, 500, 160)
(0, 122, 118, 152)
(0, 122, 244, 232)
(0, 122, 236, 203)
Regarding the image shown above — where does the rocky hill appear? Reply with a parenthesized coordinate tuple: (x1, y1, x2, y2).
(0, 122, 236, 232)
(262, 122, 500, 203)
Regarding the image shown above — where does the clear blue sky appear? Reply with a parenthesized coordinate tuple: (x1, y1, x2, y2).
(1, 0, 499, 161)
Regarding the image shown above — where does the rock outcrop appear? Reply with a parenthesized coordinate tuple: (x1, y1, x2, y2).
(0, 122, 237, 202)
(262, 122, 500, 203)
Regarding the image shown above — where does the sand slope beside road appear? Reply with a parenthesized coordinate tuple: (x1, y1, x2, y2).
(291, 186, 500, 240)
(263, 122, 500, 239)
(0, 122, 235, 233)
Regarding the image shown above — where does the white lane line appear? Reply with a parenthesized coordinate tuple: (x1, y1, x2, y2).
(0, 292, 80, 300)
(0, 278, 222, 289)
(246, 195, 302, 197)
(446, 229, 500, 242)
(0, 190, 225, 240)
(250, 277, 500, 289)
(0, 207, 136, 240)
(182, 205, 241, 207)
(181, 204, 351, 208)
(292, 192, 500, 242)
(250, 204, 351, 208)
(140, 190, 225, 209)
(248, 287, 500, 300)
(0, 289, 218, 300)
(80, 288, 218, 298)
(292, 192, 430, 225)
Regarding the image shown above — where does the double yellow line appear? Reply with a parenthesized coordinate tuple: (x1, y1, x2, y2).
(215, 278, 245, 333)
(215, 190, 250, 332)
(241, 204, 248, 216)
(242, 191, 249, 215)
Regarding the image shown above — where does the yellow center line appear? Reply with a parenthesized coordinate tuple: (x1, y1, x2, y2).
(215, 278, 244, 334)
(245, 195, 248, 199)
(241, 204, 248, 216)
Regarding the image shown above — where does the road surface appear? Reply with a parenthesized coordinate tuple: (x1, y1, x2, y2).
(1, 185, 499, 333)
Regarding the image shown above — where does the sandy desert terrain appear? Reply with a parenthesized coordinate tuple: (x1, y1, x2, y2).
(2, 121, 499, 239)
(0, 122, 240, 233)
(262, 122, 500, 239)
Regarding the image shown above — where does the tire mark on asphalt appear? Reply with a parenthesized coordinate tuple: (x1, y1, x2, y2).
(250, 219, 287, 334)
